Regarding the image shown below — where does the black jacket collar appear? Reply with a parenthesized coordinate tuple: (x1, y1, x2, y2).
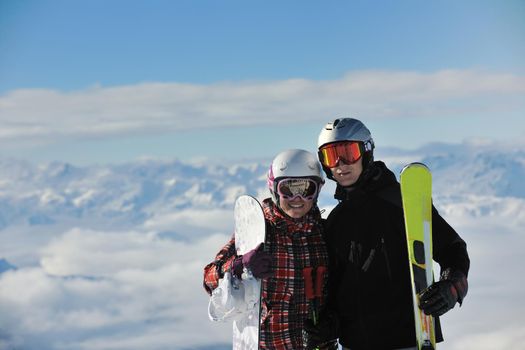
(334, 161, 397, 202)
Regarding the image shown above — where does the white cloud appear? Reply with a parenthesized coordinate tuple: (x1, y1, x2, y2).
(0, 229, 233, 349)
(0, 69, 523, 145)
(143, 208, 233, 235)
(434, 202, 525, 350)
(39, 228, 228, 277)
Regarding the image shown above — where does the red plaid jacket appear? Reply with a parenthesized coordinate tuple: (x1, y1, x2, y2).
(203, 198, 330, 349)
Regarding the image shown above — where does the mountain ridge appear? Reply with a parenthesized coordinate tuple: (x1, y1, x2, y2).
(0, 143, 523, 230)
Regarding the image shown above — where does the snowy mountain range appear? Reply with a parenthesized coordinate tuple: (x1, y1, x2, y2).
(0, 157, 268, 230)
(0, 142, 523, 232)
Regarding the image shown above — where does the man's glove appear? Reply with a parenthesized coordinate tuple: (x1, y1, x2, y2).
(302, 311, 339, 350)
(419, 268, 468, 317)
(232, 243, 272, 279)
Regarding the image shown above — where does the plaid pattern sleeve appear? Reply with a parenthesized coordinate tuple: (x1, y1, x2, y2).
(203, 235, 238, 295)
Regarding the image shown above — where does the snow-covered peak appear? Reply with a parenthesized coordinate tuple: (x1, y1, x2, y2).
(0, 142, 523, 230)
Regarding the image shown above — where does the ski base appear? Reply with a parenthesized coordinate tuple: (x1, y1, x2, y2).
(233, 195, 266, 350)
(400, 163, 436, 350)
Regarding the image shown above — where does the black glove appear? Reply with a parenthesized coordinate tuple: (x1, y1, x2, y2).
(419, 268, 468, 317)
(302, 311, 339, 350)
(232, 243, 272, 279)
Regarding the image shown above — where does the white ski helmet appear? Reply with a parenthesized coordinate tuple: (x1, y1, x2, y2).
(267, 149, 324, 204)
(317, 118, 375, 178)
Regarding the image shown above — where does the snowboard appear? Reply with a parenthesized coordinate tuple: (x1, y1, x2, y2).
(232, 195, 266, 350)
(400, 163, 436, 350)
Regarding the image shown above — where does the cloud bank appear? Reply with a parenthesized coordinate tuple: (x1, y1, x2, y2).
(0, 229, 233, 350)
(1, 69, 523, 144)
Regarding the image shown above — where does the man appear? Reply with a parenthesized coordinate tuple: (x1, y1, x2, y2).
(315, 118, 470, 350)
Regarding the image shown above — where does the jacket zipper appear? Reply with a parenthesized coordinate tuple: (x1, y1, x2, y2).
(381, 238, 393, 281)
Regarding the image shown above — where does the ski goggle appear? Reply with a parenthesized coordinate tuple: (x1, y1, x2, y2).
(277, 178, 319, 201)
(318, 141, 362, 168)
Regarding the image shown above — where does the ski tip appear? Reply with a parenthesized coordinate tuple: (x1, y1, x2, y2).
(400, 162, 430, 174)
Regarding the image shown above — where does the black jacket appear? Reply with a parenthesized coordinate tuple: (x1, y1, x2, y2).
(324, 161, 470, 350)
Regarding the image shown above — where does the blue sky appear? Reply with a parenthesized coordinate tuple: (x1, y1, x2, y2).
(0, 0, 524, 164)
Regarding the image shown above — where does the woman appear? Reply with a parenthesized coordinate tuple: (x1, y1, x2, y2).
(204, 149, 337, 349)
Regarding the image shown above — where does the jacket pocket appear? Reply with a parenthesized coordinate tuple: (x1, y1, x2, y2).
(261, 289, 292, 333)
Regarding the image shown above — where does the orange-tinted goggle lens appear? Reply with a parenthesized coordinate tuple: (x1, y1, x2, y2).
(319, 142, 362, 168)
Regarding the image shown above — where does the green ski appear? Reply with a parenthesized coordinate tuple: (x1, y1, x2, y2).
(400, 162, 436, 350)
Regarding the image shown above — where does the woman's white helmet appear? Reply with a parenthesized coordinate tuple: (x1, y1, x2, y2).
(267, 149, 324, 204)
